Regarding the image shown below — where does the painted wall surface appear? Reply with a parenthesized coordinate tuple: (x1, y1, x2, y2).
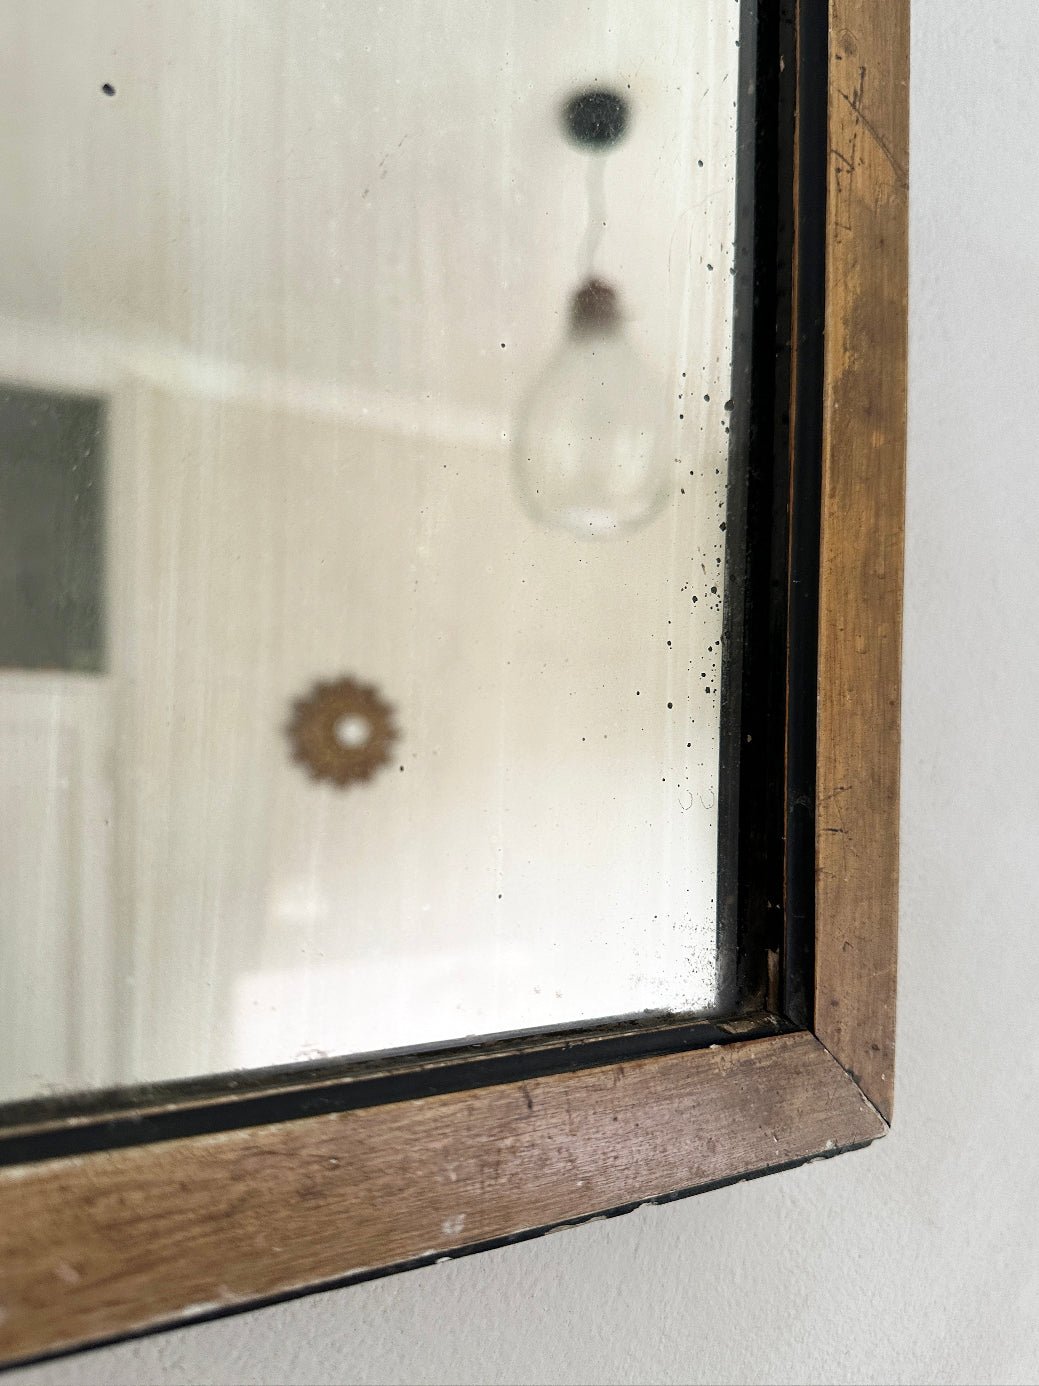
(10, 1, 1039, 1381)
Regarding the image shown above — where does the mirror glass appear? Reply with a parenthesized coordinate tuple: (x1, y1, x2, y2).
(0, 0, 750, 1104)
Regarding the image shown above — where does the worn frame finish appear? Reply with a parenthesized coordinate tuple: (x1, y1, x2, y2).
(0, 0, 907, 1365)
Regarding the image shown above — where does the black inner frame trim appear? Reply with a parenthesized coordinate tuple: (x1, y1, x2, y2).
(715, 0, 763, 1013)
(730, 0, 828, 1019)
(732, 0, 828, 1028)
(0, 1011, 794, 1168)
(729, 0, 789, 1010)
(782, 0, 829, 1027)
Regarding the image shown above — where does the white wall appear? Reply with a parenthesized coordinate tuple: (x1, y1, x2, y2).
(11, 1, 1039, 1381)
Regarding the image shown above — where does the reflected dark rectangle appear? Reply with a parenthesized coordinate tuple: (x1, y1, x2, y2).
(0, 383, 106, 672)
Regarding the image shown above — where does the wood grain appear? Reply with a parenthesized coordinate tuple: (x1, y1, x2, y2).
(0, 1032, 883, 1365)
(814, 0, 908, 1122)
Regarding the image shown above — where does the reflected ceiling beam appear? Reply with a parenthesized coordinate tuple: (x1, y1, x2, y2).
(0, 316, 507, 452)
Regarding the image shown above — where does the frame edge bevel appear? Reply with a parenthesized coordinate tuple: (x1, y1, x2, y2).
(813, 0, 908, 1124)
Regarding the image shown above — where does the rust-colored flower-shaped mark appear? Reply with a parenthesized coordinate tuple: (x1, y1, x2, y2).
(286, 677, 398, 788)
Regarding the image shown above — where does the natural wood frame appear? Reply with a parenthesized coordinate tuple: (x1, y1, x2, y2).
(0, 0, 907, 1366)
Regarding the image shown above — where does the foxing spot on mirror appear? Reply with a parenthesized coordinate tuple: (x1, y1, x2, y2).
(0, 0, 750, 1109)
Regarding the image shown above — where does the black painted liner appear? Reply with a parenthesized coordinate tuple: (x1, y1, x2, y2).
(0, 1009, 793, 1167)
(783, 0, 828, 1027)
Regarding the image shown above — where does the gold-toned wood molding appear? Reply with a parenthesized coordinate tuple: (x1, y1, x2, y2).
(814, 0, 908, 1123)
(0, 1032, 883, 1365)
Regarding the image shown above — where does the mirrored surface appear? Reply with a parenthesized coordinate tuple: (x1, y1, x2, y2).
(0, 0, 749, 1103)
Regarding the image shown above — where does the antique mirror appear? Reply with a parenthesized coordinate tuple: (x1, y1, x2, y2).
(0, 0, 907, 1365)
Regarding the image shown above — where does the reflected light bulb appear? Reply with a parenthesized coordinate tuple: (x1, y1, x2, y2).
(512, 278, 671, 539)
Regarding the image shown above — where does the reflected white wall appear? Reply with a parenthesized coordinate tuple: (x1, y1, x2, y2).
(0, 0, 742, 1094)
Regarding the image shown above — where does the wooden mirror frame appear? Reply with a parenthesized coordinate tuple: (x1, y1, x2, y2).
(0, 0, 907, 1366)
